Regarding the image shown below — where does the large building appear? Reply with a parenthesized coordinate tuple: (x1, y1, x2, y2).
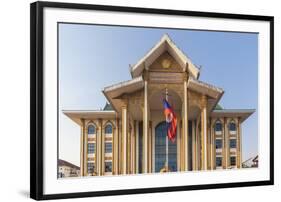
(58, 159, 80, 178)
(63, 34, 255, 176)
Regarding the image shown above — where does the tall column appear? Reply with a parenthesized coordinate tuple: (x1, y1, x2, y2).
(112, 122, 115, 175)
(180, 120, 184, 171)
(148, 121, 153, 173)
(192, 120, 196, 170)
(177, 122, 181, 171)
(224, 118, 229, 169)
(118, 118, 122, 174)
(131, 121, 136, 174)
(97, 119, 103, 175)
(136, 121, 139, 174)
(210, 120, 215, 170)
(101, 120, 105, 174)
(183, 80, 189, 171)
(96, 121, 100, 175)
(222, 118, 226, 169)
(237, 118, 242, 168)
(113, 118, 119, 175)
(83, 120, 88, 175)
(200, 95, 207, 170)
(195, 117, 200, 170)
(80, 119, 85, 176)
(143, 80, 149, 173)
(196, 117, 202, 170)
(127, 122, 131, 174)
(207, 118, 212, 170)
(121, 105, 128, 174)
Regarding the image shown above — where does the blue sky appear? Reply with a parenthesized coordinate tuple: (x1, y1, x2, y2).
(59, 23, 258, 167)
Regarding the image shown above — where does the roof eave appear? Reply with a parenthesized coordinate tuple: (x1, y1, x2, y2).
(187, 77, 224, 100)
(211, 109, 255, 122)
(63, 110, 117, 126)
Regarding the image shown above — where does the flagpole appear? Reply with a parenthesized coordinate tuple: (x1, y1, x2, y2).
(165, 88, 169, 170)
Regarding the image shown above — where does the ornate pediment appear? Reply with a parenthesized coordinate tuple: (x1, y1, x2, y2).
(130, 34, 200, 79)
(149, 51, 182, 72)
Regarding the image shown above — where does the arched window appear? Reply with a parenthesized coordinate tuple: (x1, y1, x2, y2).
(105, 124, 112, 134)
(88, 125, 96, 135)
(229, 122, 236, 131)
(215, 121, 222, 132)
(155, 121, 177, 172)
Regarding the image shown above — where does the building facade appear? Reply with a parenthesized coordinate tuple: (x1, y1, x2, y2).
(63, 34, 254, 176)
(58, 159, 80, 178)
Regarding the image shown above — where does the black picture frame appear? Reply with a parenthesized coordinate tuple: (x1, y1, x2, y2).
(30, 1, 274, 200)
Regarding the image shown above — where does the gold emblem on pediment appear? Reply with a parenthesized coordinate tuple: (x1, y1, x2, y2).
(161, 58, 172, 69)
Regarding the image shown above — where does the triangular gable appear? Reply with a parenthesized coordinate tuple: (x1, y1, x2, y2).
(130, 34, 200, 79)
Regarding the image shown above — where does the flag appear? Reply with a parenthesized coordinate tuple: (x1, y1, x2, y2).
(162, 99, 177, 142)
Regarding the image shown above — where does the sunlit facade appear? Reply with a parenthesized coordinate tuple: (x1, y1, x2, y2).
(63, 34, 254, 176)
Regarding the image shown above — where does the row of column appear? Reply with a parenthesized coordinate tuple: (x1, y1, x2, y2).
(80, 111, 242, 176)
(120, 105, 138, 175)
(193, 117, 242, 170)
(109, 71, 202, 173)
(221, 118, 242, 169)
(189, 95, 207, 171)
(80, 119, 105, 176)
(118, 80, 209, 173)
(80, 91, 241, 176)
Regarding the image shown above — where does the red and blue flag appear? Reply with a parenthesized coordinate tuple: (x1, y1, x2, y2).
(162, 99, 177, 142)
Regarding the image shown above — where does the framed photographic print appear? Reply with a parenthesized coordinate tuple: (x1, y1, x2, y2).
(30, 1, 274, 200)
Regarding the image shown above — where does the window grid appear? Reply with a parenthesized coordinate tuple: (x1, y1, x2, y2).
(88, 143, 96, 154)
(155, 122, 177, 172)
(105, 142, 112, 153)
(87, 162, 95, 174)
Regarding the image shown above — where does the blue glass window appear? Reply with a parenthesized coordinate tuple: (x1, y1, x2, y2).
(215, 121, 222, 132)
(229, 122, 236, 131)
(215, 139, 222, 149)
(105, 124, 112, 134)
(155, 121, 177, 172)
(87, 162, 95, 174)
(88, 125, 96, 134)
(88, 143, 95, 154)
(230, 139, 236, 148)
(216, 157, 222, 167)
(105, 142, 112, 153)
